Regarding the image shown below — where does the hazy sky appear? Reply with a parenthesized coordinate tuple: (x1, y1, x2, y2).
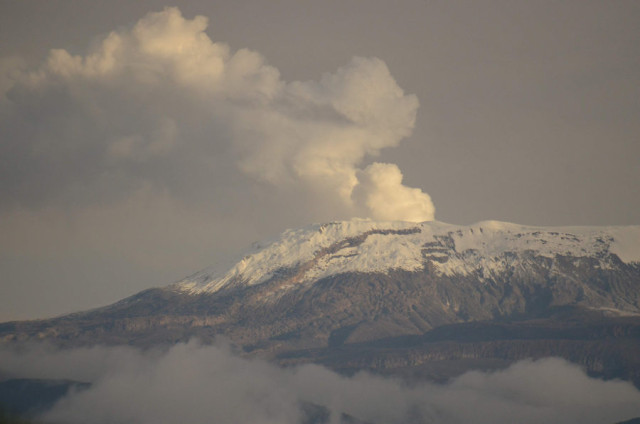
(1, 0, 639, 321)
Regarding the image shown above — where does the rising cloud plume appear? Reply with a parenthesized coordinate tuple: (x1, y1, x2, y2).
(1, 341, 640, 424)
(1, 7, 433, 222)
(0, 6, 437, 320)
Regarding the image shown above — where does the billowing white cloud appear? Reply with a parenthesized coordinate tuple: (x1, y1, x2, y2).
(0, 7, 438, 320)
(1, 6, 432, 223)
(1, 342, 639, 424)
(353, 162, 435, 221)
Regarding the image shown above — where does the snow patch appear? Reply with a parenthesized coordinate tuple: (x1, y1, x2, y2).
(608, 227, 640, 263)
(172, 219, 640, 295)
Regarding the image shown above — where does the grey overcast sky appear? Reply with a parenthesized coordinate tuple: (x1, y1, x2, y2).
(1, 0, 639, 321)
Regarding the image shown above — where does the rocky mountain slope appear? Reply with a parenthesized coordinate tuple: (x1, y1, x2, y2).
(1, 219, 639, 383)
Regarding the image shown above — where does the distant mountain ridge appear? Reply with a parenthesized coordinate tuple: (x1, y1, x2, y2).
(1, 219, 639, 385)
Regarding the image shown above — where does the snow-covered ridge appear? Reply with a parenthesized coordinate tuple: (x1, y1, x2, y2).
(173, 219, 640, 294)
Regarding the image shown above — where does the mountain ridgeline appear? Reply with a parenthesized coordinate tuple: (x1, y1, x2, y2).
(2, 220, 640, 384)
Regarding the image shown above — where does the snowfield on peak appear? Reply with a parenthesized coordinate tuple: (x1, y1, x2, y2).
(173, 219, 640, 295)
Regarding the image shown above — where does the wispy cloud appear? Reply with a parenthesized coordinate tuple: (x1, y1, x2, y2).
(1, 341, 639, 424)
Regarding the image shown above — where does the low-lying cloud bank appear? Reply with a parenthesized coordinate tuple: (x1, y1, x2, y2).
(0, 7, 433, 223)
(1, 341, 640, 424)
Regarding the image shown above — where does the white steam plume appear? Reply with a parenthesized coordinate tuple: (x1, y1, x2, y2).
(1, 7, 434, 222)
(353, 162, 435, 222)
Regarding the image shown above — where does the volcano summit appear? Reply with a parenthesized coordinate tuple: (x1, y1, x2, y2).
(2, 219, 640, 384)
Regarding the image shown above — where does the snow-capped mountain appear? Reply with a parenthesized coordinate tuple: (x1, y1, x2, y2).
(173, 219, 640, 299)
(2, 219, 640, 385)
